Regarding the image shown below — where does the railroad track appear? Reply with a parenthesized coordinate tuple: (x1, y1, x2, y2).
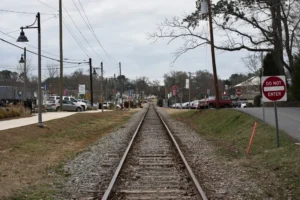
(100, 104, 207, 200)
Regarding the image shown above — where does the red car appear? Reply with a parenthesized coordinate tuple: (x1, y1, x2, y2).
(199, 96, 232, 108)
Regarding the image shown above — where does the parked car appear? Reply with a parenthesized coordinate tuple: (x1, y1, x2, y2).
(182, 102, 190, 109)
(63, 96, 87, 111)
(189, 100, 199, 109)
(46, 96, 60, 105)
(46, 99, 58, 111)
(78, 99, 98, 110)
(232, 98, 248, 108)
(170, 103, 176, 108)
(102, 102, 114, 109)
(199, 96, 232, 108)
(240, 102, 247, 108)
(46, 100, 82, 112)
(192, 101, 200, 109)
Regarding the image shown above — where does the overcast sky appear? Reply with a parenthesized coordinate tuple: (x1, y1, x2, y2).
(0, 0, 251, 84)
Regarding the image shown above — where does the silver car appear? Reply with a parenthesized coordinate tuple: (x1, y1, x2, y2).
(47, 100, 82, 112)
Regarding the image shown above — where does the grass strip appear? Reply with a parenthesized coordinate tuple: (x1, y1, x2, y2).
(0, 110, 136, 199)
(171, 109, 300, 198)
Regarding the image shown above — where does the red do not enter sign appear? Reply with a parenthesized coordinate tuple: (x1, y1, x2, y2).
(262, 76, 287, 102)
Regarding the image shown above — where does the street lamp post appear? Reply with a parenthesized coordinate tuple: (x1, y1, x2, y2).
(17, 12, 43, 127)
(19, 47, 26, 102)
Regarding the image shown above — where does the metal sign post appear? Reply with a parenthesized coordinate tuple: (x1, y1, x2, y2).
(274, 102, 280, 147)
(261, 76, 287, 147)
(262, 98, 265, 122)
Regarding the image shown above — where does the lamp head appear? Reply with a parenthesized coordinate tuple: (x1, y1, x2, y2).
(19, 54, 25, 63)
(17, 27, 29, 42)
(93, 68, 97, 75)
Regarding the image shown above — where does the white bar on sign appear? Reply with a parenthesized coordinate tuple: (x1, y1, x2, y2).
(264, 86, 284, 92)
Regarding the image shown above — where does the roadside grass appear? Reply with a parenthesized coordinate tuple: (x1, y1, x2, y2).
(0, 110, 136, 199)
(170, 109, 300, 198)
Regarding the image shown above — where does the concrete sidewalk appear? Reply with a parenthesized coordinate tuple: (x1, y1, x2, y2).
(0, 110, 107, 131)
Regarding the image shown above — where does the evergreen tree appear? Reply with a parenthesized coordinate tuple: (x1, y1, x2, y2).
(262, 53, 280, 76)
(292, 55, 300, 101)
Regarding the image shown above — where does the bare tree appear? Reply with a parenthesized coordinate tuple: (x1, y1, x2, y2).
(242, 53, 262, 76)
(16, 57, 35, 82)
(149, 0, 300, 78)
(46, 62, 59, 79)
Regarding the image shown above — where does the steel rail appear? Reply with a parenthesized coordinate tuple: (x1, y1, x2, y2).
(101, 106, 150, 200)
(155, 106, 208, 200)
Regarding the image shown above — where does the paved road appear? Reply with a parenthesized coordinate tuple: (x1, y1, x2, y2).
(235, 107, 300, 141)
(0, 110, 105, 131)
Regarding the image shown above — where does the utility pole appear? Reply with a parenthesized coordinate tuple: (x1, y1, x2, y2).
(189, 72, 191, 109)
(119, 62, 123, 105)
(174, 70, 177, 105)
(101, 62, 103, 112)
(105, 78, 108, 104)
(89, 58, 93, 107)
(135, 76, 138, 104)
(207, 0, 220, 109)
(128, 86, 131, 110)
(23, 47, 27, 101)
(180, 88, 183, 110)
(59, 0, 63, 111)
(114, 74, 117, 110)
(261, 52, 265, 122)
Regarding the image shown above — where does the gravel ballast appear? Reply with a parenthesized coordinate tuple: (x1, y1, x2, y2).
(61, 105, 265, 199)
(62, 106, 147, 199)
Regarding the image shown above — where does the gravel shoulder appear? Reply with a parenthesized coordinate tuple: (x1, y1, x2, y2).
(60, 105, 148, 199)
(157, 107, 265, 199)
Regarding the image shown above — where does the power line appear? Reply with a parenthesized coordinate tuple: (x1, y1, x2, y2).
(77, 0, 117, 64)
(62, 3, 103, 60)
(0, 64, 89, 70)
(4, 16, 57, 35)
(0, 37, 88, 64)
(0, 29, 86, 62)
(36, 0, 58, 12)
(0, 29, 62, 59)
(36, 0, 90, 58)
(1, 27, 88, 62)
(21, 0, 91, 60)
(62, 18, 90, 57)
(0, 9, 57, 16)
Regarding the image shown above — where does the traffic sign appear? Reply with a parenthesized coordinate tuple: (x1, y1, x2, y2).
(236, 89, 242, 96)
(207, 89, 210, 96)
(262, 76, 287, 102)
(85, 93, 91, 100)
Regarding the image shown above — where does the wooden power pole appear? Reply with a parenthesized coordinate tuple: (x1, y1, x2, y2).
(207, 0, 220, 109)
(59, 0, 64, 111)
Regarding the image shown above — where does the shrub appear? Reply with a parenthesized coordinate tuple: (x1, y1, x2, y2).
(124, 101, 135, 108)
(86, 106, 92, 111)
(0, 105, 29, 119)
(254, 95, 261, 107)
(109, 104, 115, 110)
(292, 55, 300, 101)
